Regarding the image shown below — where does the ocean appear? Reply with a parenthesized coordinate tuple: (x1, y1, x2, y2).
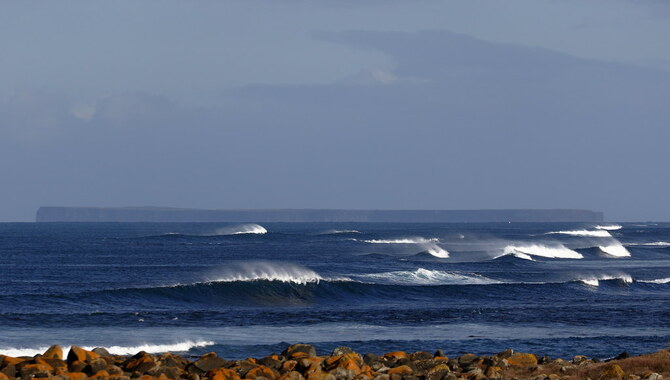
(1, 222, 669, 360)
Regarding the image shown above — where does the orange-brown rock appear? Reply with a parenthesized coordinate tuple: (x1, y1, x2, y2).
(282, 360, 298, 372)
(209, 368, 242, 380)
(506, 353, 538, 368)
(277, 371, 304, 380)
(190, 352, 229, 374)
(1, 355, 24, 368)
(90, 369, 111, 379)
(386, 365, 413, 376)
(156, 374, 170, 380)
(425, 364, 451, 380)
(0, 372, 9, 380)
(282, 345, 317, 360)
(68, 360, 87, 373)
(66, 372, 88, 380)
(19, 362, 53, 378)
(44, 345, 64, 360)
(245, 365, 277, 379)
(382, 352, 407, 361)
(600, 364, 625, 379)
(126, 354, 158, 374)
(306, 372, 335, 380)
(484, 366, 503, 379)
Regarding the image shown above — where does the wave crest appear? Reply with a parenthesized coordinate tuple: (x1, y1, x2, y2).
(362, 237, 440, 244)
(598, 244, 631, 257)
(357, 268, 497, 285)
(578, 275, 633, 287)
(213, 224, 267, 235)
(595, 224, 622, 231)
(208, 261, 324, 285)
(503, 244, 583, 259)
(0, 340, 213, 357)
(546, 230, 612, 237)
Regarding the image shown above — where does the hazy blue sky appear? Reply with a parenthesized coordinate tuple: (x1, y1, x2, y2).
(1, 0, 669, 221)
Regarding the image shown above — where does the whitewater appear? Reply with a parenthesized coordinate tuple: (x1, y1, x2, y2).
(2, 221, 670, 360)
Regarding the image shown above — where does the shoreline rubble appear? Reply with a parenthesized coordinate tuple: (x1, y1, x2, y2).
(1, 344, 668, 380)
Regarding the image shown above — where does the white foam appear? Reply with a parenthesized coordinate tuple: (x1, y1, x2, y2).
(503, 244, 583, 259)
(424, 244, 450, 258)
(213, 224, 267, 235)
(628, 242, 670, 247)
(209, 261, 324, 285)
(546, 230, 612, 237)
(0, 340, 214, 357)
(639, 278, 670, 284)
(599, 244, 631, 257)
(358, 268, 498, 285)
(320, 229, 361, 235)
(595, 224, 622, 231)
(578, 274, 633, 287)
(362, 237, 440, 244)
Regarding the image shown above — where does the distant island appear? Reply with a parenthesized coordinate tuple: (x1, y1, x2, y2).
(36, 207, 604, 223)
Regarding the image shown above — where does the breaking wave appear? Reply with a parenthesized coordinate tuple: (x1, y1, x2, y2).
(212, 224, 267, 235)
(362, 238, 440, 244)
(423, 245, 450, 258)
(578, 275, 633, 287)
(319, 230, 361, 235)
(639, 278, 670, 284)
(207, 261, 325, 285)
(503, 244, 583, 259)
(626, 242, 670, 247)
(598, 244, 631, 257)
(546, 230, 612, 237)
(0, 340, 214, 357)
(356, 268, 498, 286)
(595, 224, 622, 231)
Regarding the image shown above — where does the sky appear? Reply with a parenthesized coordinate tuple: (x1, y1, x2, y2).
(1, 0, 669, 222)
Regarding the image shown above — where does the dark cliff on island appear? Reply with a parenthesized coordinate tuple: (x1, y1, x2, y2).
(35, 207, 604, 223)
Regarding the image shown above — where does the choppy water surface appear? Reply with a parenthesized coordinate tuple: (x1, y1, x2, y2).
(1, 222, 669, 359)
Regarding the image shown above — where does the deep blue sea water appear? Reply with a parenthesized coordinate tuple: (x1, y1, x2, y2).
(1, 222, 669, 359)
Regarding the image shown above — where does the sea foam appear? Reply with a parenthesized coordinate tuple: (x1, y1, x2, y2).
(362, 238, 440, 244)
(213, 224, 267, 235)
(578, 274, 633, 287)
(0, 340, 214, 357)
(358, 268, 498, 286)
(598, 244, 631, 257)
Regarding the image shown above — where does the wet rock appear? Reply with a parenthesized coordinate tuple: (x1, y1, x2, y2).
(282, 345, 317, 360)
(600, 364, 625, 379)
(433, 350, 445, 358)
(506, 353, 538, 368)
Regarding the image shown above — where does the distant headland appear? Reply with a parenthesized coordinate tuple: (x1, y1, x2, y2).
(36, 207, 604, 223)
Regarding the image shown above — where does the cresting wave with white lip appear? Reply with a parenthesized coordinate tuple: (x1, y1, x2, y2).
(0, 341, 214, 357)
(357, 268, 498, 286)
(502, 244, 583, 259)
(595, 225, 622, 231)
(362, 237, 440, 244)
(213, 224, 267, 236)
(208, 261, 331, 285)
(598, 244, 631, 257)
(546, 230, 612, 237)
(423, 244, 450, 258)
(578, 275, 633, 287)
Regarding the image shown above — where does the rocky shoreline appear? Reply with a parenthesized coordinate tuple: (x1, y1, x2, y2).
(1, 344, 668, 380)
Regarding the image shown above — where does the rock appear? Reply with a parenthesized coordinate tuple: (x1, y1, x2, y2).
(188, 353, 229, 375)
(425, 364, 451, 380)
(67, 346, 100, 365)
(506, 353, 538, 368)
(457, 353, 480, 367)
(372, 375, 389, 380)
(209, 368, 242, 380)
(124, 354, 158, 374)
(246, 365, 278, 380)
(277, 372, 305, 380)
(538, 355, 551, 365)
(433, 350, 445, 358)
(496, 349, 514, 359)
(330, 368, 356, 380)
(92, 348, 112, 358)
(386, 365, 413, 376)
(573, 355, 589, 364)
(68, 360, 87, 373)
(258, 356, 283, 370)
(89, 357, 110, 374)
(19, 363, 52, 379)
(282, 345, 317, 360)
(485, 366, 503, 379)
(382, 352, 408, 363)
(409, 352, 432, 361)
(90, 369, 110, 379)
(600, 364, 625, 379)
(363, 354, 379, 366)
(642, 372, 663, 380)
(43, 345, 64, 360)
(66, 372, 88, 380)
(464, 367, 484, 380)
(332, 347, 355, 357)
